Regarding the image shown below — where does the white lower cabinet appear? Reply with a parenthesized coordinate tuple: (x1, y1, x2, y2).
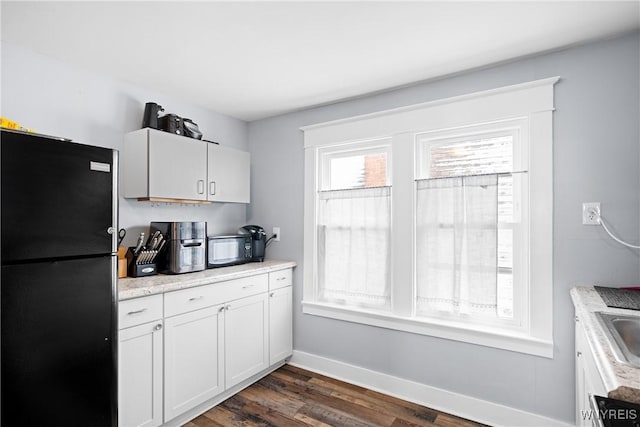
(575, 315, 607, 427)
(163, 305, 225, 422)
(118, 295, 164, 427)
(224, 293, 269, 388)
(269, 286, 293, 364)
(118, 268, 294, 426)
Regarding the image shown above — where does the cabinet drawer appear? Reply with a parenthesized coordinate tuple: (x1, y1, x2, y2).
(164, 274, 269, 318)
(220, 274, 269, 302)
(269, 269, 292, 290)
(164, 283, 220, 318)
(119, 294, 163, 330)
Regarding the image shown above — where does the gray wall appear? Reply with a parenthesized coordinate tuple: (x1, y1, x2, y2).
(247, 31, 640, 423)
(1, 42, 250, 241)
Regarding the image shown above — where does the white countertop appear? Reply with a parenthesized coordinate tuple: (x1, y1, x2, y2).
(119, 259, 296, 301)
(570, 286, 640, 404)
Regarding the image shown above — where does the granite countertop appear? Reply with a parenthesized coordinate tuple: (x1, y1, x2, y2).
(119, 259, 296, 301)
(571, 286, 640, 404)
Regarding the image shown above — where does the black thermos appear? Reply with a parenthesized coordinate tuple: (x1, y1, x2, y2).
(141, 102, 164, 129)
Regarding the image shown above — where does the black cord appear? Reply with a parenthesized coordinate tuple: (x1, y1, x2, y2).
(265, 235, 277, 247)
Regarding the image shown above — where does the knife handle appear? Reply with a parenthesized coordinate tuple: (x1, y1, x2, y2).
(134, 232, 145, 255)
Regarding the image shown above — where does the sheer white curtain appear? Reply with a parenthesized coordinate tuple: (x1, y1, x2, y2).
(416, 174, 498, 316)
(317, 186, 391, 308)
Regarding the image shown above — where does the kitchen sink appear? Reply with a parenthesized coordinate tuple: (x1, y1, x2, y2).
(595, 312, 640, 368)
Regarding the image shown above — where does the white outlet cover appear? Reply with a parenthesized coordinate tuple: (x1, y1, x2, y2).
(582, 202, 601, 225)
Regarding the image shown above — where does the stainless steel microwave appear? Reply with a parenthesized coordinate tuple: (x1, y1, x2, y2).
(207, 235, 252, 268)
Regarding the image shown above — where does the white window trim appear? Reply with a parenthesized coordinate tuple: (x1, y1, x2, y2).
(302, 77, 558, 358)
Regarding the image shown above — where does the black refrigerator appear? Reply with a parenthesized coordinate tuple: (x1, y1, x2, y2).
(1, 129, 118, 426)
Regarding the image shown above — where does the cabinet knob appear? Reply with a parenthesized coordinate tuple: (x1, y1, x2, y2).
(226, 305, 231, 311)
(577, 351, 582, 357)
(154, 323, 162, 331)
(219, 306, 225, 313)
(269, 292, 275, 297)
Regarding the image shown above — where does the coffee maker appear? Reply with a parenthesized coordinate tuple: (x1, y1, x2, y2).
(239, 225, 266, 262)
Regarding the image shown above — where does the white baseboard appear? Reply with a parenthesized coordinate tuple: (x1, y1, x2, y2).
(289, 350, 573, 427)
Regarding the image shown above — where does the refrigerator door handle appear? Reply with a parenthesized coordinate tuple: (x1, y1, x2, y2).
(111, 150, 119, 254)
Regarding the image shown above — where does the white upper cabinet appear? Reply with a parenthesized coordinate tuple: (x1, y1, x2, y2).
(207, 143, 250, 203)
(123, 128, 249, 203)
(148, 131, 207, 201)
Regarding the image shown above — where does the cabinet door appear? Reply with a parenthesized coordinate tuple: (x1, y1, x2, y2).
(164, 305, 225, 422)
(119, 321, 163, 427)
(575, 317, 588, 427)
(224, 293, 269, 388)
(207, 143, 250, 203)
(575, 316, 607, 426)
(148, 130, 207, 201)
(269, 286, 293, 364)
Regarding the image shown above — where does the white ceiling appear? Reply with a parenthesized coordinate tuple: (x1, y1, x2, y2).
(2, 1, 639, 122)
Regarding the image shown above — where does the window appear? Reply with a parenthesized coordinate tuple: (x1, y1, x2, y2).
(317, 142, 392, 309)
(415, 121, 527, 329)
(302, 78, 557, 357)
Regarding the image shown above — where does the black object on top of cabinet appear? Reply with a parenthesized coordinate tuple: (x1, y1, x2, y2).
(158, 113, 184, 136)
(142, 102, 164, 129)
(0, 128, 118, 427)
(239, 225, 266, 262)
(183, 118, 203, 140)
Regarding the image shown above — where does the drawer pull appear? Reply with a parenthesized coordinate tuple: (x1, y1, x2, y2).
(242, 284, 254, 289)
(127, 308, 147, 316)
(188, 296, 204, 302)
(154, 323, 162, 331)
(276, 277, 287, 281)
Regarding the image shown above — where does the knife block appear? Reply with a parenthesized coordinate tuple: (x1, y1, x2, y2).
(117, 246, 128, 278)
(126, 247, 158, 278)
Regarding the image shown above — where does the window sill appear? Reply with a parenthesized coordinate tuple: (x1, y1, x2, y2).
(301, 301, 553, 358)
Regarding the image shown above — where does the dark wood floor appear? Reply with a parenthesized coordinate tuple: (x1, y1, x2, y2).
(184, 364, 487, 427)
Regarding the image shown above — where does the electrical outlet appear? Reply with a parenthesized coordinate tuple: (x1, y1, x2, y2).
(272, 227, 280, 242)
(582, 202, 601, 225)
